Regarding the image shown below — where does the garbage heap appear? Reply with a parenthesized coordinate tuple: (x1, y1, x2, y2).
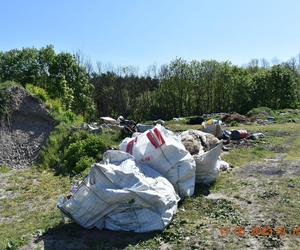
(57, 125, 228, 233)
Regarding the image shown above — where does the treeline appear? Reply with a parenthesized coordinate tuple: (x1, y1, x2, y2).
(0, 45, 95, 118)
(0, 45, 300, 121)
(92, 58, 300, 120)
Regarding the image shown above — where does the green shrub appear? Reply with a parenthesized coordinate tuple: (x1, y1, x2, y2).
(39, 125, 116, 175)
(25, 84, 49, 102)
(0, 164, 10, 173)
(63, 134, 106, 174)
(74, 156, 95, 175)
(0, 81, 19, 120)
(247, 107, 275, 118)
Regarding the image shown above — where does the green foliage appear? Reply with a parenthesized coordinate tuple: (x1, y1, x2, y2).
(92, 58, 299, 121)
(39, 125, 120, 175)
(0, 81, 19, 120)
(22, 83, 110, 175)
(0, 46, 95, 120)
(63, 134, 106, 174)
(25, 84, 84, 125)
(1, 46, 299, 121)
(0, 164, 10, 173)
(25, 83, 49, 102)
(247, 107, 276, 118)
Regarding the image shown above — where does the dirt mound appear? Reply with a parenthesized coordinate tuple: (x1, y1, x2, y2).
(221, 113, 248, 124)
(0, 86, 57, 168)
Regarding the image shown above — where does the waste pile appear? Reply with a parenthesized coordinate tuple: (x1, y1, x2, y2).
(179, 130, 229, 184)
(221, 113, 248, 124)
(201, 119, 265, 141)
(119, 125, 196, 197)
(57, 124, 230, 233)
(57, 150, 179, 232)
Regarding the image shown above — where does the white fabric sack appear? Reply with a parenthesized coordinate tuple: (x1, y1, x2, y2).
(57, 150, 179, 232)
(119, 125, 196, 197)
(194, 143, 222, 184)
(202, 122, 223, 139)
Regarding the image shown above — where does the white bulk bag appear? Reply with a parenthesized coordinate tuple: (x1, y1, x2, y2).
(57, 150, 179, 233)
(119, 125, 196, 197)
(194, 143, 222, 184)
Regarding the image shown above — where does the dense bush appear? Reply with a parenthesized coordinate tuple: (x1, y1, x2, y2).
(63, 133, 106, 174)
(25, 84, 49, 102)
(24, 84, 107, 175)
(247, 107, 276, 118)
(39, 126, 109, 175)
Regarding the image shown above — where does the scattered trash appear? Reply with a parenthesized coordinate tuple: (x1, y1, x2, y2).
(179, 130, 227, 184)
(119, 125, 196, 197)
(117, 116, 137, 134)
(57, 150, 179, 232)
(57, 114, 267, 233)
(154, 119, 165, 125)
(173, 117, 186, 122)
(100, 116, 118, 125)
(230, 130, 248, 140)
(221, 113, 248, 124)
(288, 118, 300, 123)
(222, 130, 231, 140)
(202, 119, 223, 139)
(187, 116, 204, 125)
(80, 123, 103, 134)
(247, 132, 264, 140)
(136, 123, 154, 133)
(217, 160, 231, 171)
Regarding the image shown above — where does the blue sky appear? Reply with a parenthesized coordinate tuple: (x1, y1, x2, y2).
(1, 0, 300, 71)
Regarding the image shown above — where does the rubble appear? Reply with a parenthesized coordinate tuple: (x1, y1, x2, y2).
(0, 86, 56, 168)
(221, 113, 248, 124)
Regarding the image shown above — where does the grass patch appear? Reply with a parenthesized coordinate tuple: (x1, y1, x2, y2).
(166, 123, 203, 132)
(222, 146, 275, 167)
(285, 135, 300, 160)
(124, 195, 247, 249)
(0, 168, 70, 250)
(0, 164, 10, 173)
(247, 107, 276, 118)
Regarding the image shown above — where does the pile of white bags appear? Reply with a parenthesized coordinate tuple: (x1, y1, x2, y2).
(119, 125, 196, 197)
(57, 126, 229, 233)
(57, 150, 179, 232)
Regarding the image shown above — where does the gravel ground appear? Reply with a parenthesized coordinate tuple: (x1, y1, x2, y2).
(0, 86, 56, 168)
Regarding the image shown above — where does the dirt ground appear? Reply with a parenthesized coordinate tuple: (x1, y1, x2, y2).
(0, 86, 56, 169)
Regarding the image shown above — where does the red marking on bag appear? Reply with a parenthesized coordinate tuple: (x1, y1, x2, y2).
(141, 156, 151, 162)
(126, 139, 135, 154)
(153, 128, 165, 145)
(146, 132, 159, 148)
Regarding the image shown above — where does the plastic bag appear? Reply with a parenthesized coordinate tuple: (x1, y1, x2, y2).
(193, 143, 222, 184)
(57, 150, 179, 232)
(119, 125, 196, 197)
